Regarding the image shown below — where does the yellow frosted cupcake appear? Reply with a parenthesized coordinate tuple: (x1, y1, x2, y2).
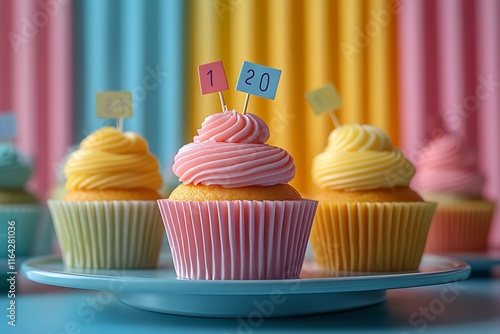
(48, 127, 164, 269)
(310, 124, 436, 272)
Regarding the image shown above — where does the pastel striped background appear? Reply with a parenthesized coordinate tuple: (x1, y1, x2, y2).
(0, 0, 72, 200)
(73, 0, 186, 190)
(0, 0, 186, 198)
(187, 0, 400, 196)
(0, 0, 499, 247)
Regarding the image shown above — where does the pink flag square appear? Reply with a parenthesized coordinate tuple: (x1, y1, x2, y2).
(198, 60, 229, 95)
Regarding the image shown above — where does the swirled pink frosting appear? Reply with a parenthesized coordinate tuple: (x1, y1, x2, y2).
(412, 134, 484, 197)
(173, 110, 295, 188)
(194, 110, 269, 144)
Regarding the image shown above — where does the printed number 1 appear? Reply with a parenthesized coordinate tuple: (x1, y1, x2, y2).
(244, 70, 270, 92)
(314, 95, 322, 107)
(207, 70, 213, 86)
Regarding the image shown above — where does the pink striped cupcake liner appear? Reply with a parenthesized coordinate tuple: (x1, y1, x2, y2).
(158, 199, 318, 280)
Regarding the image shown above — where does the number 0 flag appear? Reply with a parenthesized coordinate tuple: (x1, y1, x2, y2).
(198, 60, 229, 95)
(236, 61, 281, 100)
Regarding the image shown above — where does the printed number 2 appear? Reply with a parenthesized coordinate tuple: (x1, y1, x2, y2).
(245, 69, 270, 92)
(245, 69, 255, 85)
(207, 70, 213, 86)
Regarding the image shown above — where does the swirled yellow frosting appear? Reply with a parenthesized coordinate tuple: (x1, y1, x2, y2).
(312, 124, 415, 191)
(65, 127, 162, 191)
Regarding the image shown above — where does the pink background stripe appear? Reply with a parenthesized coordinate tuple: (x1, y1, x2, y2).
(476, 0, 500, 247)
(437, 0, 466, 137)
(47, 0, 73, 198)
(398, 0, 435, 160)
(0, 0, 13, 111)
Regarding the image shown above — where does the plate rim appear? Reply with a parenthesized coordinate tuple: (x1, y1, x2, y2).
(21, 254, 471, 295)
(424, 250, 500, 271)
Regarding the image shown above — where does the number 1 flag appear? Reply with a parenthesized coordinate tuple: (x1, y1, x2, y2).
(198, 60, 229, 95)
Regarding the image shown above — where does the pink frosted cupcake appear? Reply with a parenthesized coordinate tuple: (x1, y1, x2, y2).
(413, 134, 495, 253)
(158, 110, 318, 280)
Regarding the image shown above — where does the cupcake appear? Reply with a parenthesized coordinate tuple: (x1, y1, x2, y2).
(310, 124, 436, 272)
(0, 143, 41, 258)
(47, 127, 164, 269)
(158, 110, 318, 280)
(413, 134, 495, 253)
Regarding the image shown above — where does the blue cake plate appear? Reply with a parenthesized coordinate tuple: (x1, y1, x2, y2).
(21, 254, 470, 318)
(426, 249, 500, 273)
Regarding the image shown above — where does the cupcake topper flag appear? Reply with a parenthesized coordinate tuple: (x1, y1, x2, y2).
(95, 91, 133, 132)
(198, 60, 229, 112)
(305, 82, 342, 128)
(236, 61, 282, 114)
(0, 112, 17, 142)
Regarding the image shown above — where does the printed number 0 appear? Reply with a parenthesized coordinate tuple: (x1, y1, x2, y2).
(259, 73, 270, 92)
(244, 70, 270, 92)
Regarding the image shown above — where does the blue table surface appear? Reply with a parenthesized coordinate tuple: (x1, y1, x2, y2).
(1, 266, 499, 334)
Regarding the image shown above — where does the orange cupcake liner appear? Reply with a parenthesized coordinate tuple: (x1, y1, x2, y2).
(310, 202, 436, 272)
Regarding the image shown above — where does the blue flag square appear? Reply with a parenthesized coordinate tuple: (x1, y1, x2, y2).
(0, 113, 17, 140)
(236, 61, 282, 100)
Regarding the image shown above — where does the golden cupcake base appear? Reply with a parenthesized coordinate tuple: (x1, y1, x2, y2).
(310, 201, 436, 272)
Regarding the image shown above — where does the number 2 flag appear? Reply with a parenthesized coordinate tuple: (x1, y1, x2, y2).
(198, 60, 229, 95)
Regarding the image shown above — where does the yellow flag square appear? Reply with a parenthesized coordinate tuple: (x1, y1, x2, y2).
(305, 83, 342, 115)
(96, 91, 133, 119)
